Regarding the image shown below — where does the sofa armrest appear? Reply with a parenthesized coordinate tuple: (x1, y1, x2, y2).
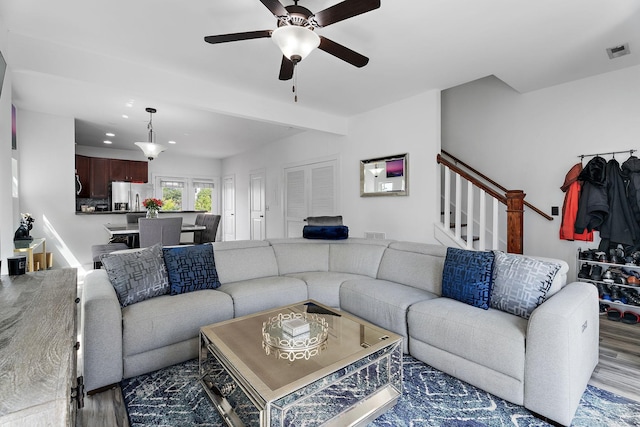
(81, 269, 123, 392)
(524, 282, 599, 425)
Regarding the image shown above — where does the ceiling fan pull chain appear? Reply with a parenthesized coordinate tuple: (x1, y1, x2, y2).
(293, 63, 298, 102)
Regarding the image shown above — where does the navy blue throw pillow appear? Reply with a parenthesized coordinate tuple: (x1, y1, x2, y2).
(162, 244, 221, 295)
(441, 247, 495, 310)
(302, 225, 349, 240)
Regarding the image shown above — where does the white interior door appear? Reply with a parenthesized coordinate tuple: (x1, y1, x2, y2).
(222, 175, 235, 241)
(250, 170, 266, 240)
(284, 159, 337, 238)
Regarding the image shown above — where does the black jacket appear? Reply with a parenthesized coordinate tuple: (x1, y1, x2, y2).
(621, 156, 640, 225)
(575, 156, 608, 234)
(598, 158, 639, 249)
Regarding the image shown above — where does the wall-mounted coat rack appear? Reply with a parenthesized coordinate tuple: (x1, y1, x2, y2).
(578, 149, 636, 161)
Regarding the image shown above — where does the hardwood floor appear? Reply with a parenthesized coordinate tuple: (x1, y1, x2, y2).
(75, 317, 640, 426)
(588, 315, 640, 402)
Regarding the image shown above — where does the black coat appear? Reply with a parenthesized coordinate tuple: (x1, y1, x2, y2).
(621, 156, 640, 225)
(598, 158, 639, 249)
(575, 156, 608, 234)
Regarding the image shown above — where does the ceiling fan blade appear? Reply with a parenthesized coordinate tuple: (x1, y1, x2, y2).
(259, 0, 288, 17)
(313, 0, 380, 27)
(204, 30, 272, 44)
(279, 56, 294, 80)
(319, 36, 369, 67)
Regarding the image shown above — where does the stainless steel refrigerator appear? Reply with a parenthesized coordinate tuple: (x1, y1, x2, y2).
(110, 181, 154, 212)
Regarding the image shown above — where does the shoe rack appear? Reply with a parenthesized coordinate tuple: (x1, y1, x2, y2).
(576, 248, 640, 323)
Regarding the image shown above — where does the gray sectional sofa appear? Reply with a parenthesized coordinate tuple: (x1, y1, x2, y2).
(81, 238, 599, 426)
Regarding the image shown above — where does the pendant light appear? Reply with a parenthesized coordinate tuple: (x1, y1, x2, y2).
(134, 107, 166, 161)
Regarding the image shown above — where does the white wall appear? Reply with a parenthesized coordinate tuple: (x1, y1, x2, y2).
(222, 90, 442, 243)
(442, 66, 640, 280)
(0, 25, 13, 274)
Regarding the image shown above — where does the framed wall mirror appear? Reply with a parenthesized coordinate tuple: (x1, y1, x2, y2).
(360, 153, 408, 197)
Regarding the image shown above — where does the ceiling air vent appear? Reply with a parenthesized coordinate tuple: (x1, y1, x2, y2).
(606, 43, 630, 59)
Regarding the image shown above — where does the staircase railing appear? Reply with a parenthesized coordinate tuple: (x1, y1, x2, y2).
(437, 152, 552, 254)
(441, 150, 553, 221)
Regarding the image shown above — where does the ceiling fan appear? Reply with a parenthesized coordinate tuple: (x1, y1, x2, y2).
(204, 0, 381, 81)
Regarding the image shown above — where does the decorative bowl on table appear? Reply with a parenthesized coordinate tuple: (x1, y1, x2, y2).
(262, 312, 329, 361)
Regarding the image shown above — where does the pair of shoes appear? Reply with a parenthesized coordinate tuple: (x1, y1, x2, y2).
(622, 311, 640, 324)
(607, 307, 622, 321)
(599, 303, 610, 314)
(597, 283, 611, 299)
(591, 265, 603, 281)
(579, 249, 596, 261)
(609, 286, 627, 304)
(620, 288, 640, 306)
(578, 263, 591, 279)
(627, 275, 640, 286)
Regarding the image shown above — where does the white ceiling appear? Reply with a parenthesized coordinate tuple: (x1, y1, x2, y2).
(2, 0, 639, 159)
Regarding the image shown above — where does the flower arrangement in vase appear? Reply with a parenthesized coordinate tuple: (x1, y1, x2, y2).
(143, 198, 163, 218)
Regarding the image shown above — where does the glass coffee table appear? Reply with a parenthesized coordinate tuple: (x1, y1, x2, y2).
(199, 300, 402, 427)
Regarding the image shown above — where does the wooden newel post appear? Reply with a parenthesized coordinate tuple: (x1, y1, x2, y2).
(506, 190, 525, 254)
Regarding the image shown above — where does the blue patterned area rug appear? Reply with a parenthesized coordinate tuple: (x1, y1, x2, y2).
(121, 356, 640, 427)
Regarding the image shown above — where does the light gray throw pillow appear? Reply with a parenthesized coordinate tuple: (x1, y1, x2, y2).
(491, 251, 561, 319)
(306, 216, 343, 226)
(101, 243, 169, 307)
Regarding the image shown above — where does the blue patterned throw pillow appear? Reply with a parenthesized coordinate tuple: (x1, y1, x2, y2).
(163, 244, 221, 295)
(491, 251, 561, 319)
(101, 243, 169, 307)
(442, 247, 495, 309)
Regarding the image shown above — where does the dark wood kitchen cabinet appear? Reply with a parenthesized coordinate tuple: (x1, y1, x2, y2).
(109, 159, 148, 182)
(89, 157, 109, 198)
(75, 155, 90, 198)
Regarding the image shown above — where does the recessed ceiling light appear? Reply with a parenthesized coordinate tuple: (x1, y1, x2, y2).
(103, 140, 113, 144)
(168, 140, 177, 144)
(122, 114, 129, 119)
(105, 132, 115, 137)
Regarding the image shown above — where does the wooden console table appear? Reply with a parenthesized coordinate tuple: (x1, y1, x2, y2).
(0, 269, 82, 426)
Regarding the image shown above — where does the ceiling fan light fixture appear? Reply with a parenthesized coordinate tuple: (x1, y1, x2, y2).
(134, 107, 167, 161)
(271, 25, 320, 62)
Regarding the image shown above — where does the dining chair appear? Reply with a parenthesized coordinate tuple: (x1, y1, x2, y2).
(125, 212, 147, 247)
(138, 217, 183, 248)
(195, 214, 221, 244)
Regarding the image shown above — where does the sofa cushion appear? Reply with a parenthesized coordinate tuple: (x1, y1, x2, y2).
(340, 278, 438, 353)
(286, 271, 368, 308)
(408, 297, 527, 382)
(163, 243, 221, 295)
(329, 243, 387, 277)
(377, 244, 446, 294)
(101, 243, 169, 307)
(122, 289, 233, 357)
(213, 245, 279, 284)
(441, 247, 494, 310)
(218, 276, 308, 318)
(491, 251, 561, 319)
(272, 243, 329, 275)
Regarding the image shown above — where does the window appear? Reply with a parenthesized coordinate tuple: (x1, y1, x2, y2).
(194, 180, 215, 212)
(155, 176, 218, 212)
(160, 179, 184, 211)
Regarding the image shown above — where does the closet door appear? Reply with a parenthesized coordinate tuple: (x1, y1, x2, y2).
(284, 159, 337, 238)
